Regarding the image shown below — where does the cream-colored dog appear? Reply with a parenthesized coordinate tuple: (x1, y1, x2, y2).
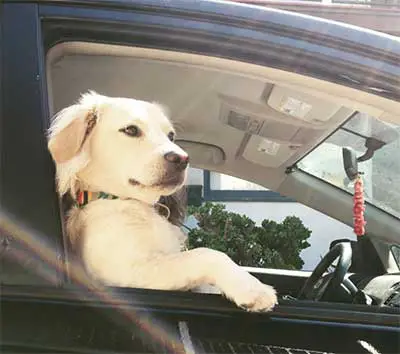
(47, 91, 277, 311)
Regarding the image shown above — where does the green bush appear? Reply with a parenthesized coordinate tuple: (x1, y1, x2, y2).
(187, 202, 311, 270)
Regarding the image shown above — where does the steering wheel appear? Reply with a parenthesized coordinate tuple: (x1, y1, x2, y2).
(298, 242, 356, 301)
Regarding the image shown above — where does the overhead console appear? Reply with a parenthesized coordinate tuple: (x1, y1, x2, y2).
(267, 86, 344, 125)
(218, 84, 354, 168)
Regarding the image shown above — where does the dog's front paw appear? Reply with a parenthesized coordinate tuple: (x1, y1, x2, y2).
(222, 273, 278, 312)
(235, 282, 277, 312)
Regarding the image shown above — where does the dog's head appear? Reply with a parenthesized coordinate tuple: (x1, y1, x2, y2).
(48, 91, 189, 204)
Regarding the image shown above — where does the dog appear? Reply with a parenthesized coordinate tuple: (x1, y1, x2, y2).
(47, 91, 277, 312)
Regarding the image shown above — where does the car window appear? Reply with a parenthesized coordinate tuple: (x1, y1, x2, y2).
(45, 42, 397, 279)
(298, 112, 400, 219)
(0, 219, 59, 285)
(391, 245, 400, 268)
(184, 168, 355, 271)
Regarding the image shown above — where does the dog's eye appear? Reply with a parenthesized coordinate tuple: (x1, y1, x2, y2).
(168, 132, 175, 142)
(120, 125, 141, 137)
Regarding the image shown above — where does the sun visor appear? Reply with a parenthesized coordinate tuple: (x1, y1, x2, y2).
(176, 140, 225, 166)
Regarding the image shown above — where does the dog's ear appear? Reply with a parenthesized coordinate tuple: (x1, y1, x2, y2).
(158, 187, 187, 226)
(48, 105, 97, 164)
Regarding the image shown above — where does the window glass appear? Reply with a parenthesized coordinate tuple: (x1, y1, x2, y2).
(391, 245, 400, 268)
(210, 172, 268, 191)
(185, 168, 354, 271)
(298, 112, 400, 218)
(0, 217, 60, 285)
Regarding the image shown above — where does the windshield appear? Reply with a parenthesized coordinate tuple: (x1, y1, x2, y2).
(298, 112, 400, 219)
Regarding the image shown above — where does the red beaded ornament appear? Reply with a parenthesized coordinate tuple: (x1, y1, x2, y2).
(353, 175, 366, 236)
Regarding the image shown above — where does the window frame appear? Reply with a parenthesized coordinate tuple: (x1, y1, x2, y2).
(203, 170, 295, 202)
(1, 2, 66, 286)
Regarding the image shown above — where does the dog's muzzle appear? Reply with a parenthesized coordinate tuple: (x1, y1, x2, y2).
(164, 152, 189, 172)
(128, 152, 188, 188)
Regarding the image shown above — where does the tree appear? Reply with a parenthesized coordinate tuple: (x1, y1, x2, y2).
(187, 202, 311, 270)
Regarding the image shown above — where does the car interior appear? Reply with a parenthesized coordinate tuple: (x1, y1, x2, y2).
(44, 41, 400, 311)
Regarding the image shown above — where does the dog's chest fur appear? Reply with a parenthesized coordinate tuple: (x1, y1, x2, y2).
(67, 198, 186, 285)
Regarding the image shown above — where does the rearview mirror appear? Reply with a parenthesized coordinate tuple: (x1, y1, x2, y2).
(342, 147, 359, 181)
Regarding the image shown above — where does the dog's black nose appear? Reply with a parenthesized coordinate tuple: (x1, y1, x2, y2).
(164, 152, 189, 171)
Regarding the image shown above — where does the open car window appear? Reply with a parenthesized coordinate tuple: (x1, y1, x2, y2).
(184, 169, 356, 272)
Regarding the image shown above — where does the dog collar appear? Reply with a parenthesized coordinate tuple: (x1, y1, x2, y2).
(75, 191, 171, 220)
(76, 191, 118, 208)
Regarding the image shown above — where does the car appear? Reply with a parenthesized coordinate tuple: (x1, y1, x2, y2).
(1, 0, 399, 353)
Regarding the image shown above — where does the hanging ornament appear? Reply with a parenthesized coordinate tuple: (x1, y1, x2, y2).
(353, 174, 366, 236)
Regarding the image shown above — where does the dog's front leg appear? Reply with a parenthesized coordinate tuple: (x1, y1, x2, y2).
(129, 248, 277, 312)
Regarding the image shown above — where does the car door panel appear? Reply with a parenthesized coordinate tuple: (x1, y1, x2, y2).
(2, 286, 399, 353)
